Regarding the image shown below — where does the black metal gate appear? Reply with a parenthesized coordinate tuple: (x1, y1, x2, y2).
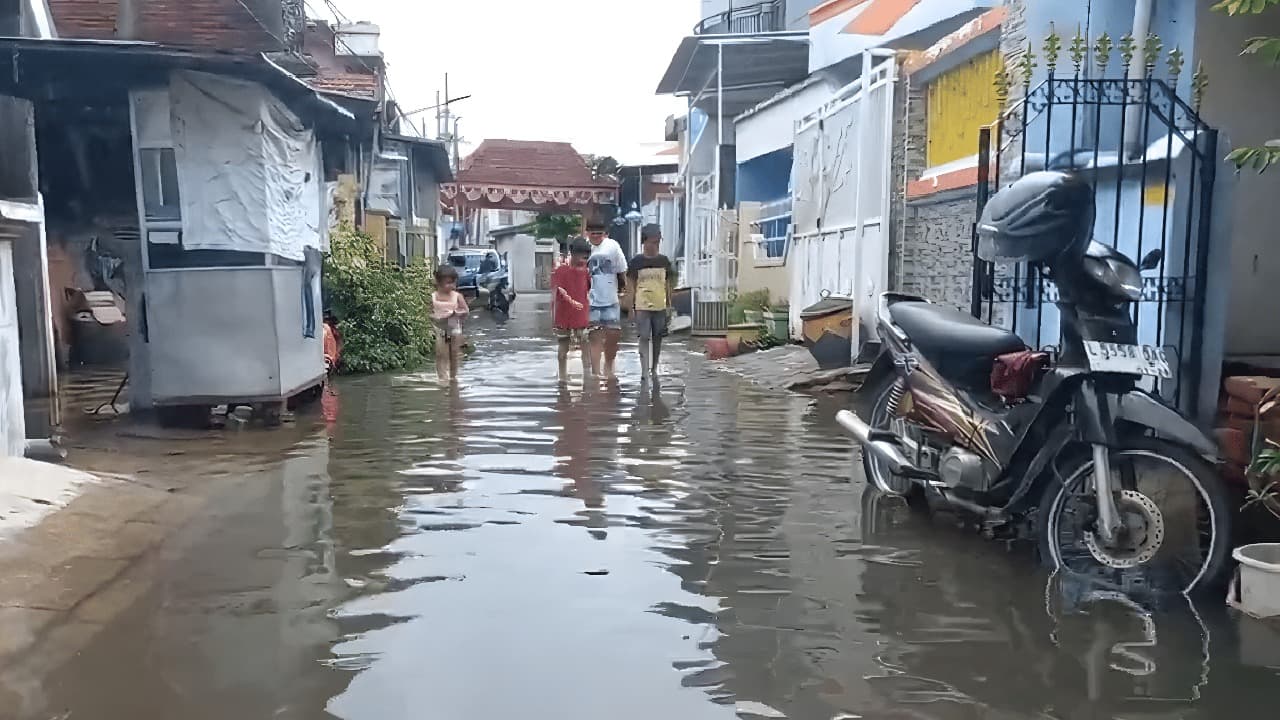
(971, 72, 1218, 415)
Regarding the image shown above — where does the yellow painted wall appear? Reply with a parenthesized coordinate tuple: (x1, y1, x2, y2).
(925, 50, 1002, 168)
(363, 212, 389, 260)
(734, 203, 791, 303)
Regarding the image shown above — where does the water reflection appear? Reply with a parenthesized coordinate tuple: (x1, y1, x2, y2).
(11, 299, 1280, 720)
(858, 491, 1279, 719)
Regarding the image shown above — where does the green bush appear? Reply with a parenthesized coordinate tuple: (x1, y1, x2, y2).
(323, 226, 436, 374)
(728, 289, 771, 324)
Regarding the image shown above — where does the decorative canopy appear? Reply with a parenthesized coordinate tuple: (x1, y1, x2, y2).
(442, 139, 617, 212)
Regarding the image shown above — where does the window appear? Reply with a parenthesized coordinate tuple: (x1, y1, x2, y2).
(925, 50, 1002, 168)
(497, 210, 514, 227)
(141, 147, 181, 221)
(754, 197, 792, 262)
(449, 253, 482, 270)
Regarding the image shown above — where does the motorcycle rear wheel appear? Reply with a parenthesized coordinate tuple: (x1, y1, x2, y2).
(858, 373, 920, 498)
(1037, 439, 1232, 595)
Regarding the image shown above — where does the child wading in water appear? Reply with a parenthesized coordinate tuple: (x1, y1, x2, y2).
(432, 265, 470, 383)
(551, 237, 593, 384)
(628, 224, 677, 377)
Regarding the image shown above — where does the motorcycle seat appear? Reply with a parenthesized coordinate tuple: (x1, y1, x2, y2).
(888, 301, 1026, 389)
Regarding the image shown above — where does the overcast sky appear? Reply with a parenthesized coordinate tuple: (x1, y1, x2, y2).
(322, 0, 696, 157)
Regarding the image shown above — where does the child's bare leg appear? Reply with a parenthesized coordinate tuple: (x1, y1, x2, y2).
(589, 329, 605, 378)
(603, 328, 621, 379)
(435, 333, 450, 383)
(557, 337, 570, 383)
(578, 338, 591, 379)
(449, 336, 461, 381)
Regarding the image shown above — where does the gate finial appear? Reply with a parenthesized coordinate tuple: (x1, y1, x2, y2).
(1094, 32, 1114, 75)
(1167, 47, 1186, 82)
(1120, 33, 1138, 70)
(1017, 42, 1037, 89)
(993, 57, 1012, 108)
(1192, 62, 1210, 111)
(1070, 26, 1088, 75)
(1043, 25, 1062, 74)
(1143, 32, 1164, 75)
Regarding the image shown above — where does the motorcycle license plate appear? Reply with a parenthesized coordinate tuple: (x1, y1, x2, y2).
(1083, 341, 1172, 379)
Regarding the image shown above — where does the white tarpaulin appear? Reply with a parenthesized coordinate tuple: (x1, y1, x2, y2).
(169, 71, 320, 261)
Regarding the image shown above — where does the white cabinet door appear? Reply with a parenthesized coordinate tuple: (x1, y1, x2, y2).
(0, 241, 26, 456)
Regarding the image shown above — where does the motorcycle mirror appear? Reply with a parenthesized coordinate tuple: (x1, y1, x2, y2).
(1139, 249, 1164, 271)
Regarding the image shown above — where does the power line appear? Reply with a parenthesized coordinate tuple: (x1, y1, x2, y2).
(299, 1, 430, 137)
(234, 0, 292, 50)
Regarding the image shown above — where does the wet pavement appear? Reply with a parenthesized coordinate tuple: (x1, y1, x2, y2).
(4, 296, 1280, 719)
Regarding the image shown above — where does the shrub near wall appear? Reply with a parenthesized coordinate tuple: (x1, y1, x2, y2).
(323, 226, 436, 374)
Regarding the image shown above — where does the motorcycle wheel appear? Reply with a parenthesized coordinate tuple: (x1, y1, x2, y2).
(1037, 439, 1232, 595)
(858, 372, 921, 498)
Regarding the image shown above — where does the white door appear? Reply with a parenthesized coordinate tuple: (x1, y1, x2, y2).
(787, 54, 896, 354)
(0, 240, 25, 457)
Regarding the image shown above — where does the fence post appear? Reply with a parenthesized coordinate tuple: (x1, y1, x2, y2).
(1187, 128, 1219, 417)
(971, 126, 992, 319)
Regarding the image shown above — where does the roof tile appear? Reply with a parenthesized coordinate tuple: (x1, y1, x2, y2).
(458, 140, 615, 190)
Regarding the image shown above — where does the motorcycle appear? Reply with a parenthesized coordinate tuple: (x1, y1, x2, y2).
(480, 269, 516, 318)
(838, 171, 1231, 595)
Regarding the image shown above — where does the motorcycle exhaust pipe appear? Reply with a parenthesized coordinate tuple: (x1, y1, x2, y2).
(836, 409, 926, 479)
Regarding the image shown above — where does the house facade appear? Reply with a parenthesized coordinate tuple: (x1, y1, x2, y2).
(0, 0, 58, 457)
(985, 0, 1280, 424)
(658, 0, 995, 343)
(0, 0, 454, 424)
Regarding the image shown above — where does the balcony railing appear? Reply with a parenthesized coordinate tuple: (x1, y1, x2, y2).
(694, 1, 785, 35)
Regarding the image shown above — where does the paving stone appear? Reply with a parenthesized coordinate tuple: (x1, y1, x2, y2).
(73, 555, 160, 624)
(0, 556, 127, 612)
(0, 606, 60, 659)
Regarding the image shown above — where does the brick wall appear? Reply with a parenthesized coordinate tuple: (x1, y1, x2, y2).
(889, 65, 978, 313)
(901, 193, 977, 311)
(998, 0, 1028, 180)
(886, 73, 913, 292)
(48, 0, 279, 52)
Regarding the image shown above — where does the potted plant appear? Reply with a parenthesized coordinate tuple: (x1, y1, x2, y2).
(1236, 441, 1280, 617)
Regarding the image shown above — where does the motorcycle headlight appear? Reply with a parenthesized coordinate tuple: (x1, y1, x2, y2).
(1083, 256, 1143, 302)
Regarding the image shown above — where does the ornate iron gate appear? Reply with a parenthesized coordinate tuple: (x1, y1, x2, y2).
(688, 174, 736, 335)
(971, 72, 1218, 415)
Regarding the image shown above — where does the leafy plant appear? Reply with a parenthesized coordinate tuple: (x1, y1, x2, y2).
(756, 328, 787, 349)
(528, 213, 582, 242)
(582, 154, 620, 181)
(728, 289, 771, 325)
(323, 225, 436, 374)
(1246, 440, 1280, 518)
(1215, 0, 1280, 171)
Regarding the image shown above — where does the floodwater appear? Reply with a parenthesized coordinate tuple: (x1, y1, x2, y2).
(5, 297, 1280, 719)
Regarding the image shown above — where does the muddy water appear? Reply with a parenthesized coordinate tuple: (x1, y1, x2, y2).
(8, 297, 1280, 719)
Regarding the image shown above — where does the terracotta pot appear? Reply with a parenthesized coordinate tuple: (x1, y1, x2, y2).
(705, 337, 732, 360)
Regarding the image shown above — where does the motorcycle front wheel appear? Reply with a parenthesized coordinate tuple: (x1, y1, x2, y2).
(1037, 439, 1232, 595)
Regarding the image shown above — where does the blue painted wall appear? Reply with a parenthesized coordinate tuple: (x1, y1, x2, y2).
(1008, 0, 1211, 415)
(737, 147, 793, 204)
(1019, 0, 1198, 158)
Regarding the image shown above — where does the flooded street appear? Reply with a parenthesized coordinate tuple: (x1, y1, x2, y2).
(6, 297, 1279, 720)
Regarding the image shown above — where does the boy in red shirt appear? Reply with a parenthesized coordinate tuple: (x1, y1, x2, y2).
(551, 237, 593, 384)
